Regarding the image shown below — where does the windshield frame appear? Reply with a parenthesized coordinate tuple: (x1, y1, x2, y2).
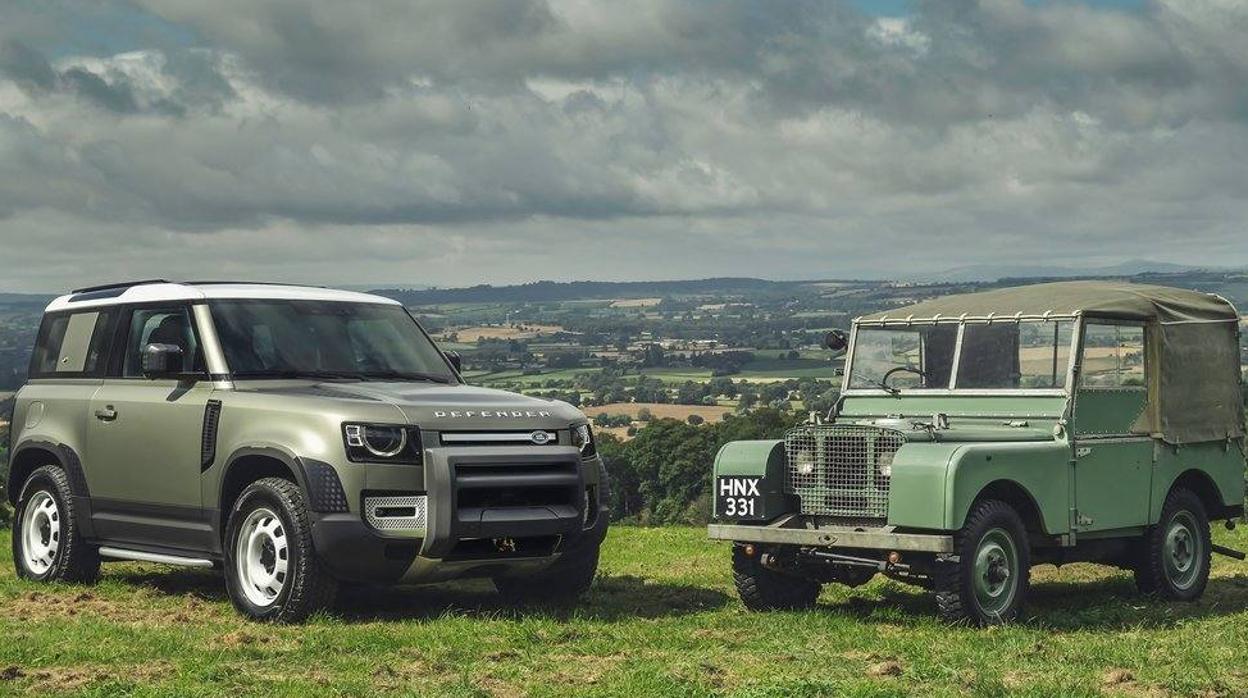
(842, 315, 1080, 397)
(207, 298, 460, 384)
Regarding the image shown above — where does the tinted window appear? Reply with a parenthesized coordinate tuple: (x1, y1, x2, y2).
(29, 311, 116, 378)
(1081, 323, 1146, 388)
(210, 300, 455, 382)
(122, 306, 203, 377)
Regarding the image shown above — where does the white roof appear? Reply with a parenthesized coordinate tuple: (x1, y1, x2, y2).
(45, 282, 401, 312)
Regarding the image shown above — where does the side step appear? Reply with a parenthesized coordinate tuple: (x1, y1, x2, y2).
(98, 547, 215, 568)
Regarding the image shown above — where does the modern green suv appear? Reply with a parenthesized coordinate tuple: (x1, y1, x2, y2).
(7, 281, 609, 622)
(710, 281, 1245, 625)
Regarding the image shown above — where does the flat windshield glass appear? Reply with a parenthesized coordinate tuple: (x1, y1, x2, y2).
(210, 300, 455, 382)
(957, 320, 1073, 389)
(848, 326, 956, 390)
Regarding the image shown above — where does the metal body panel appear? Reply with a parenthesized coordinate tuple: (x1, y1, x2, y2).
(1073, 438, 1152, 531)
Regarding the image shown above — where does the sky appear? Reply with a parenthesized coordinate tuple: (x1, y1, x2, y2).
(0, 0, 1244, 292)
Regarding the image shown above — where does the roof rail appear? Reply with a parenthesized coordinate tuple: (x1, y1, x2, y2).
(70, 279, 172, 294)
(183, 280, 326, 289)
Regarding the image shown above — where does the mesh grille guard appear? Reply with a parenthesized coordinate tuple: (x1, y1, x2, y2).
(783, 424, 906, 520)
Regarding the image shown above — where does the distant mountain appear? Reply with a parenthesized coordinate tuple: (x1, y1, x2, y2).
(916, 259, 1200, 283)
(372, 278, 804, 304)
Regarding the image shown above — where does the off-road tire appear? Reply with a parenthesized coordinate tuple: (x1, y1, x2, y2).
(494, 538, 602, 602)
(1134, 488, 1210, 601)
(732, 545, 820, 611)
(12, 465, 100, 583)
(935, 499, 1030, 626)
(224, 477, 337, 623)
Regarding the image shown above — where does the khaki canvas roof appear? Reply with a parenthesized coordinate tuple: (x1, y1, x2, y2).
(858, 281, 1238, 325)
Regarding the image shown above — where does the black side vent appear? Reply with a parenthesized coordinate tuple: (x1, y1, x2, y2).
(200, 400, 222, 471)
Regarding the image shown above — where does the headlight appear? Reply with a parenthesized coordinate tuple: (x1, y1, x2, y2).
(793, 450, 817, 476)
(876, 450, 894, 478)
(343, 423, 422, 463)
(571, 423, 596, 458)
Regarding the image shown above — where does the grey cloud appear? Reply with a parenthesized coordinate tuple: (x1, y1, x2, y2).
(1, 0, 1247, 291)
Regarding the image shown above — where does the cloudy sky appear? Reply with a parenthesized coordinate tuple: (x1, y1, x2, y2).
(0, 0, 1245, 292)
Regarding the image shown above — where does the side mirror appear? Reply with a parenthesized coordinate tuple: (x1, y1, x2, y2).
(444, 350, 462, 374)
(142, 343, 185, 379)
(824, 329, 849, 353)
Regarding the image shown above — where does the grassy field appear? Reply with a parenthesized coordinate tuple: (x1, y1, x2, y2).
(5, 526, 1248, 696)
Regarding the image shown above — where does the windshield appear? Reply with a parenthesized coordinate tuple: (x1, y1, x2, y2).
(849, 320, 1074, 392)
(210, 300, 456, 382)
(848, 326, 956, 390)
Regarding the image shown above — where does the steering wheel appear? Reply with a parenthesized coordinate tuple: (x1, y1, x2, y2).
(880, 366, 928, 390)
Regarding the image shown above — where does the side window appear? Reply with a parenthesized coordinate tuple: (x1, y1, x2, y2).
(29, 311, 116, 378)
(1080, 323, 1145, 388)
(122, 306, 203, 377)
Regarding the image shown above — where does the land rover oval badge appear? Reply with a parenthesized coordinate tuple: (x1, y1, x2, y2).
(530, 430, 552, 445)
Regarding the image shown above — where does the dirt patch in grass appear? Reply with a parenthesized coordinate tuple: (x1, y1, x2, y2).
(6, 661, 172, 693)
(4, 588, 218, 626)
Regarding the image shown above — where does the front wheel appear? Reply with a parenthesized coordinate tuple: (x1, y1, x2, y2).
(732, 545, 820, 611)
(224, 478, 337, 623)
(1134, 488, 1210, 601)
(935, 500, 1030, 626)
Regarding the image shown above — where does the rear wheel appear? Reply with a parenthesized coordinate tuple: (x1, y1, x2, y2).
(224, 478, 337, 623)
(935, 500, 1030, 625)
(732, 545, 820, 611)
(12, 465, 99, 584)
(1134, 488, 1210, 601)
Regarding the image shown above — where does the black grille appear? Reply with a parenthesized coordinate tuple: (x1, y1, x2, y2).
(454, 461, 579, 513)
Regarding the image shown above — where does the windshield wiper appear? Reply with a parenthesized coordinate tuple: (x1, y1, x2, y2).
(875, 380, 901, 396)
(359, 371, 454, 384)
(231, 370, 368, 381)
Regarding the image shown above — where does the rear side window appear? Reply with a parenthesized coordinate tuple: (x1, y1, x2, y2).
(29, 310, 117, 378)
(1080, 323, 1146, 388)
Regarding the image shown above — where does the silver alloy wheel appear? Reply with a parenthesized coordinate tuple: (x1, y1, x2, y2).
(21, 490, 61, 575)
(235, 507, 290, 607)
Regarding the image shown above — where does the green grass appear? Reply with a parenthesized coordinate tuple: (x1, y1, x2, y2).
(6, 526, 1248, 696)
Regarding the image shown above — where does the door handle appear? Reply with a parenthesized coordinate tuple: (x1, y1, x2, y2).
(94, 407, 118, 422)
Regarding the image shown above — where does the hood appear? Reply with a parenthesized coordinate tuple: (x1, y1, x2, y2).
(232, 380, 586, 430)
(852, 417, 1056, 443)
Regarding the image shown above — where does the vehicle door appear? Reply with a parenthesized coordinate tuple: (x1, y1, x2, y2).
(1071, 320, 1153, 532)
(86, 303, 215, 550)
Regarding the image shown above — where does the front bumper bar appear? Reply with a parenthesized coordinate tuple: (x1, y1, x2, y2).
(707, 521, 954, 553)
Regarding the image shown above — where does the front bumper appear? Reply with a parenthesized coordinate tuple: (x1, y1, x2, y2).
(311, 447, 609, 583)
(708, 517, 953, 553)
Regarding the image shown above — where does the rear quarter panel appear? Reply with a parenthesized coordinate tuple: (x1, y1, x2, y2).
(1150, 439, 1245, 520)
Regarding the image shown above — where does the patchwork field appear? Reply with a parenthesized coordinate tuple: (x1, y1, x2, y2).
(436, 324, 567, 342)
(4, 526, 1248, 695)
(585, 402, 734, 423)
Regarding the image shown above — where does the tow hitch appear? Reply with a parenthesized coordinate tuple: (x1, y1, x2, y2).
(1212, 544, 1246, 561)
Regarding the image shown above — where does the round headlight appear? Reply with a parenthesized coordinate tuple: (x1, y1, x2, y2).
(794, 450, 816, 476)
(876, 450, 895, 478)
(361, 425, 407, 458)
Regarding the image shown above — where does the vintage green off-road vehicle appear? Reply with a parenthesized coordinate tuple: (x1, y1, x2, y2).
(710, 281, 1246, 624)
